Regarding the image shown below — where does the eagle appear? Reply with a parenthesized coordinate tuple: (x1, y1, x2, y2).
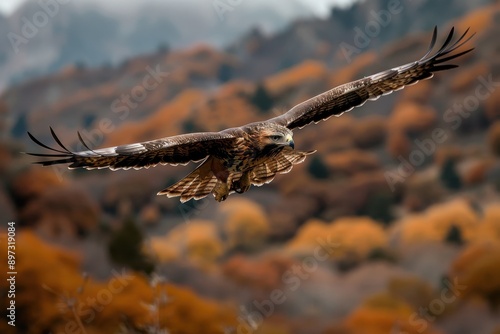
(27, 27, 474, 202)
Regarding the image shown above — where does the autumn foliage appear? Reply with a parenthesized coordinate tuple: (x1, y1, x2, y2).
(340, 293, 441, 334)
(352, 116, 387, 149)
(149, 219, 224, 267)
(265, 60, 327, 98)
(220, 198, 270, 251)
(450, 242, 500, 308)
(9, 167, 64, 208)
(0, 230, 236, 334)
(488, 121, 500, 156)
(20, 186, 100, 239)
(287, 217, 387, 261)
(389, 102, 437, 135)
(394, 199, 479, 245)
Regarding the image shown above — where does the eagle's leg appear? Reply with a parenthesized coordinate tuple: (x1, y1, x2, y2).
(232, 171, 251, 194)
(213, 182, 229, 202)
(210, 158, 231, 202)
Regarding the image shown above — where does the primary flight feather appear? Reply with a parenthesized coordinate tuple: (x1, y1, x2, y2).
(27, 27, 474, 202)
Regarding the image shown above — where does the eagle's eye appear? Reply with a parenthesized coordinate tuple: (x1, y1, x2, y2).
(269, 135, 282, 141)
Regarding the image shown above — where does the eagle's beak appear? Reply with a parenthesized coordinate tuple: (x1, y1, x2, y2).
(285, 134, 294, 149)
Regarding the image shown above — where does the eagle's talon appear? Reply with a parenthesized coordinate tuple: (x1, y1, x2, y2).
(214, 192, 227, 202)
(233, 185, 250, 194)
(232, 172, 251, 194)
(214, 182, 229, 202)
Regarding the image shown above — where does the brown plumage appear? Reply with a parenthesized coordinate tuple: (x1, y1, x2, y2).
(26, 27, 474, 202)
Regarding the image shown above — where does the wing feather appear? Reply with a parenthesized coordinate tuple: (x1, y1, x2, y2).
(250, 148, 315, 186)
(157, 157, 218, 202)
(268, 26, 474, 130)
(26, 129, 236, 170)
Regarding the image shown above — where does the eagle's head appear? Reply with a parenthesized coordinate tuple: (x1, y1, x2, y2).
(258, 124, 294, 150)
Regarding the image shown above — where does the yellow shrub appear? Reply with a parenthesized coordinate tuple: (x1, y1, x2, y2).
(158, 283, 237, 333)
(471, 205, 500, 243)
(419, 199, 478, 237)
(343, 293, 440, 334)
(286, 217, 387, 260)
(450, 242, 500, 308)
(327, 217, 388, 260)
(147, 237, 180, 262)
(396, 199, 479, 245)
(286, 218, 329, 255)
(164, 220, 224, 267)
(220, 198, 270, 250)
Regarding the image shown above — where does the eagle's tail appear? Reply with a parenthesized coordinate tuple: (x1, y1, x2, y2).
(157, 157, 218, 202)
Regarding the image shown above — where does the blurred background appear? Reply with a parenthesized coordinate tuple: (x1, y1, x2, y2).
(1, 0, 500, 333)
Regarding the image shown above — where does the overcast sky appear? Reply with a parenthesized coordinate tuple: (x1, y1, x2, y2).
(0, 0, 356, 16)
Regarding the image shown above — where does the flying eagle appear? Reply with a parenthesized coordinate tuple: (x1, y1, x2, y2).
(27, 27, 474, 202)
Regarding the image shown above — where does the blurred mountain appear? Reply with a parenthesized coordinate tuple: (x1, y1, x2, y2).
(0, 0, 492, 92)
(229, 0, 492, 78)
(0, 0, 312, 91)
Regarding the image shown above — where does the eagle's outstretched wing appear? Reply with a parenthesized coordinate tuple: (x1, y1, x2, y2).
(269, 26, 474, 130)
(26, 127, 236, 170)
